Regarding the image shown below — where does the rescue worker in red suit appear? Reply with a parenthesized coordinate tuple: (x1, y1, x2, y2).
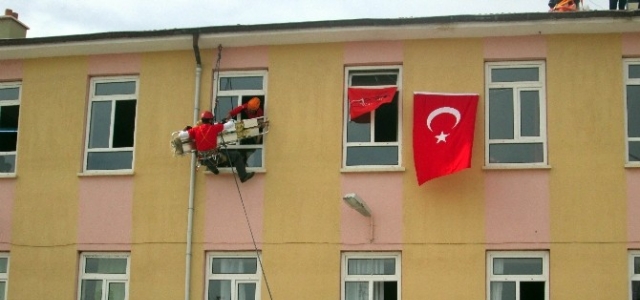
(181, 110, 254, 183)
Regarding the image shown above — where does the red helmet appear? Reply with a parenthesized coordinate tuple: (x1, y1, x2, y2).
(200, 110, 214, 120)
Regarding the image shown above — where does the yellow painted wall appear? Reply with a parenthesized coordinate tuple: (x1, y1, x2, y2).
(262, 43, 343, 299)
(10, 57, 87, 299)
(403, 39, 486, 299)
(130, 50, 204, 300)
(547, 34, 627, 299)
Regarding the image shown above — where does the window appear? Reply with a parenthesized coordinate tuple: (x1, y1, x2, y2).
(631, 251, 640, 300)
(213, 71, 267, 169)
(84, 77, 138, 172)
(343, 67, 402, 168)
(485, 62, 547, 166)
(0, 82, 20, 174)
(0, 254, 8, 300)
(487, 251, 549, 300)
(206, 253, 261, 300)
(625, 60, 640, 164)
(77, 253, 129, 300)
(342, 253, 401, 300)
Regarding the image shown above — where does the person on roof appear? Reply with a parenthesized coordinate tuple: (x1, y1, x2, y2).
(181, 110, 254, 183)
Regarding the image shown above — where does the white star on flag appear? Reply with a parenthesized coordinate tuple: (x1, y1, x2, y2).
(435, 131, 449, 143)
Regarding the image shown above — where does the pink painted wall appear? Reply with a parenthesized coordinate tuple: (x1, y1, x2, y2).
(628, 169, 640, 248)
(0, 59, 22, 81)
(484, 36, 547, 60)
(204, 175, 264, 250)
(220, 46, 269, 70)
(344, 41, 403, 65)
(341, 173, 403, 251)
(622, 33, 640, 56)
(88, 53, 141, 75)
(485, 171, 550, 249)
(0, 181, 14, 251)
(78, 177, 133, 250)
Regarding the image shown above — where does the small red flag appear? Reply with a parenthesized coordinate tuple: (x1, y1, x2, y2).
(348, 87, 397, 120)
(413, 93, 479, 185)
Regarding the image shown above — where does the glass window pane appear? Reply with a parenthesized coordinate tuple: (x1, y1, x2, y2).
(351, 73, 398, 86)
(489, 143, 544, 164)
(635, 257, 640, 274)
(374, 281, 397, 300)
(0, 87, 19, 101)
(81, 280, 103, 300)
(0, 133, 17, 152)
(628, 85, 640, 137)
(345, 282, 368, 300)
(491, 67, 539, 82)
(520, 91, 540, 137)
(0, 281, 5, 300)
(219, 77, 263, 91)
(374, 97, 398, 142)
(108, 282, 126, 300)
(493, 258, 543, 275)
(490, 281, 516, 300)
(242, 148, 262, 168)
(630, 65, 640, 79)
(238, 282, 256, 300)
(212, 258, 257, 274)
(85, 258, 127, 274)
(348, 258, 395, 275)
(630, 141, 640, 162)
(346, 146, 398, 166)
(0, 105, 19, 130)
(87, 151, 133, 170)
(215, 96, 238, 122)
(209, 280, 231, 300)
(633, 281, 640, 300)
(521, 281, 545, 300)
(489, 88, 514, 139)
(112, 100, 136, 148)
(95, 81, 136, 96)
(347, 115, 371, 143)
(0, 155, 15, 173)
(0, 258, 6, 273)
(89, 101, 112, 149)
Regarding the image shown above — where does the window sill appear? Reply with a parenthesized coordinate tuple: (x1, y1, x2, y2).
(483, 164, 551, 170)
(209, 167, 266, 174)
(625, 163, 640, 168)
(0, 173, 16, 179)
(78, 170, 135, 177)
(341, 166, 406, 173)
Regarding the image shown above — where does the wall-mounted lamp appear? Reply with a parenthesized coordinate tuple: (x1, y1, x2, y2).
(343, 193, 374, 242)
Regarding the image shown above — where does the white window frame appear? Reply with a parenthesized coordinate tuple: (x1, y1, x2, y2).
(213, 70, 267, 171)
(0, 253, 9, 300)
(0, 82, 20, 176)
(486, 251, 549, 300)
(630, 250, 640, 300)
(205, 252, 262, 300)
(83, 77, 139, 173)
(624, 59, 640, 165)
(77, 252, 130, 300)
(342, 66, 403, 170)
(485, 61, 548, 167)
(341, 252, 401, 300)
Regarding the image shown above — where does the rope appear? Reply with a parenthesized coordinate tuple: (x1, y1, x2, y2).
(218, 138, 275, 300)
(212, 44, 223, 117)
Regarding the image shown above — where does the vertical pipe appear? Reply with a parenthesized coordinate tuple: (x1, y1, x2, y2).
(186, 33, 202, 300)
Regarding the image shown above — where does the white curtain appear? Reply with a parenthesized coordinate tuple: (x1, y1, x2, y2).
(491, 259, 505, 300)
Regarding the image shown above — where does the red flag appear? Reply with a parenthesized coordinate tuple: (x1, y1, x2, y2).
(348, 87, 397, 120)
(413, 93, 479, 185)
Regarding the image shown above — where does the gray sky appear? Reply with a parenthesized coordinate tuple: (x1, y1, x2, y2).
(4, 0, 611, 38)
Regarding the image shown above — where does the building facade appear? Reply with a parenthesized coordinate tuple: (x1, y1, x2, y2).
(1, 10, 640, 300)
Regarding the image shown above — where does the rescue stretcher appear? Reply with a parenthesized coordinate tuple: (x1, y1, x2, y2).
(170, 116, 269, 162)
